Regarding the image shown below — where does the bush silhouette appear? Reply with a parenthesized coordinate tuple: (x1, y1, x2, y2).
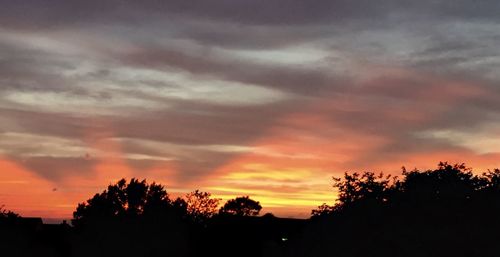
(0, 205, 18, 219)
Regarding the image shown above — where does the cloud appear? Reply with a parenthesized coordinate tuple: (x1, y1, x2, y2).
(1, 1, 500, 218)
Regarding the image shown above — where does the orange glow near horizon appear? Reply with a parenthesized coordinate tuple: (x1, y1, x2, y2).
(0, 158, 72, 218)
(3, 121, 500, 221)
(2, 1, 500, 226)
(2, 72, 500, 221)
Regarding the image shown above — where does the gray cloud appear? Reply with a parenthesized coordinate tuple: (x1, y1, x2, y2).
(3, 1, 500, 27)
(13, 156, 97, 182)
(1, 0, 500, 187)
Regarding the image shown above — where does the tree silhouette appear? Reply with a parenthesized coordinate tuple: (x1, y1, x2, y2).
(310, 203, 334, 218)
(301, 162, 500, 257)
(185, 190, 220, 224)
(70, 178, 190, 257)
(312, 171, 394, 217)
(219, 196, 262, 216)
(72, 178, 177, 227)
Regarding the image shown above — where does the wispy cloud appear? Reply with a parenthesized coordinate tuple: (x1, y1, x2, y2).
(1, 0, 500, 218)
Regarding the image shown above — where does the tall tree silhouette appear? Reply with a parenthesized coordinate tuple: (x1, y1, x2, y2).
(219, 196, 262, 216)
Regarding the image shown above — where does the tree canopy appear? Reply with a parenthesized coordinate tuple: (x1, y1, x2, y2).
(72, 178, 183, 227)
(219, 196, 262, 216)
(185, 190, 220, 224)
(302, 162, 500, 257)
(312, 162, 500, 218)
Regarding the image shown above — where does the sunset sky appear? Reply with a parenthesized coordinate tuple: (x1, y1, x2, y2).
(1, 1, 500, 221)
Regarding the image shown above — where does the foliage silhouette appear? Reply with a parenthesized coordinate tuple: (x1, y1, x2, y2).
(185, 190, 220, 224)
(300, 162, 500, 257)
(71, 178, 190, 257)
(219, 196, 262, 216)
(72, 178, 186, 227)
(310, 203, 334, 218)
(0, 205, 18, 219)
(311, 171, 394, 218)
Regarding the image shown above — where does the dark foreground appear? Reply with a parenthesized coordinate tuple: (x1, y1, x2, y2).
(2, 211, 499, 257)
(3, 162, 500, 257)
(1, 215, 306, 257)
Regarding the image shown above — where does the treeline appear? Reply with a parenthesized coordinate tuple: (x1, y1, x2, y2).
(298, 162, 500, 257)
(3, 162, 500, 257)
(72, 179, 262, 228)
(70, 179, 266, 257)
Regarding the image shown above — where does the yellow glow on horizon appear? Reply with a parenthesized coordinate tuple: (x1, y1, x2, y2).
(209, 187, 334, 208)
(222, 166, 312, 181)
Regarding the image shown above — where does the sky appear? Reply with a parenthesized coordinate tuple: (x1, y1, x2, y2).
(1, 1, 500, 221)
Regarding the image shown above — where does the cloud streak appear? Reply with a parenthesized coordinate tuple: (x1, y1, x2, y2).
(1, 1, 500, 218)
